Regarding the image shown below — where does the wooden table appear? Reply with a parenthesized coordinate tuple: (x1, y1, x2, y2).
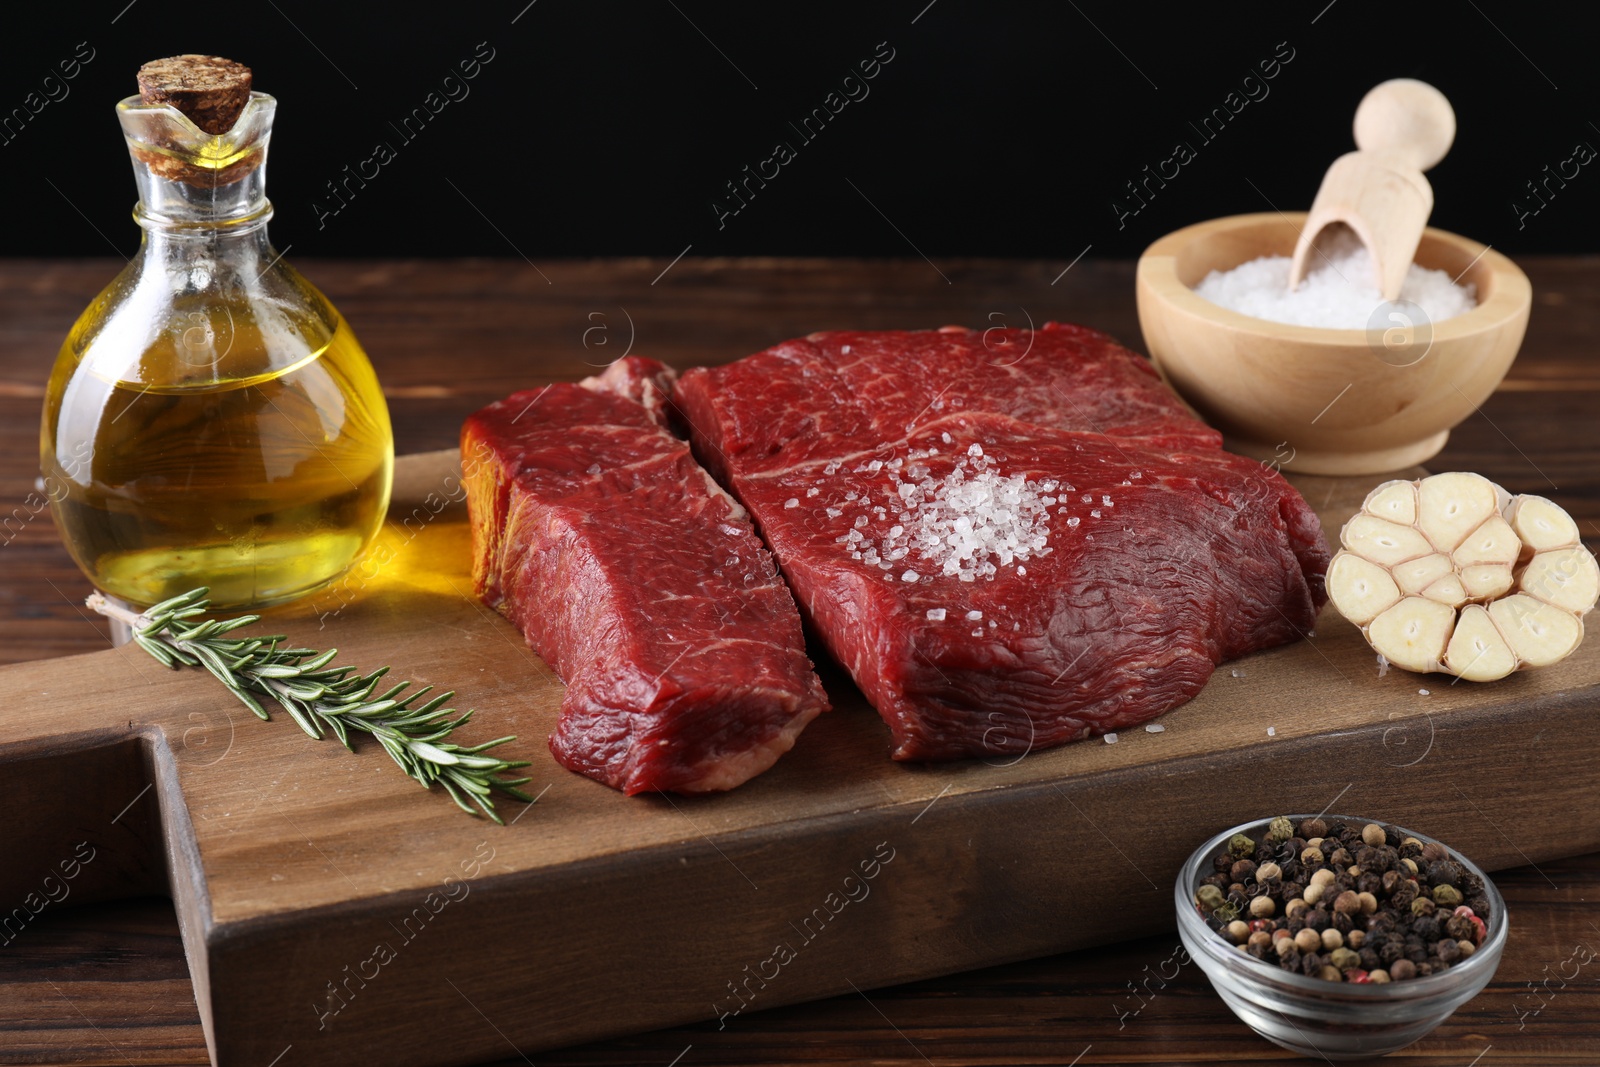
(2, 258, 1597, 1065)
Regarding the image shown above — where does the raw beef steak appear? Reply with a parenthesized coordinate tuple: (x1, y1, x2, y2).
(674, 325, 1328, 761)
(463, 356, 829, 794)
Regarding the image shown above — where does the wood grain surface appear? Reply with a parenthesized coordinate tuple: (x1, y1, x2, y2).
(2, 257, 1598, 1066)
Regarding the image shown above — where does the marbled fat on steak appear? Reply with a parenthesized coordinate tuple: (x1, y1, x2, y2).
(674, 325, 1329, 761)
(463, 357, 829, 794)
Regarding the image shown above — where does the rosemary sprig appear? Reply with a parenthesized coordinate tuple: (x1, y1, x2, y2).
(87, 587, 533, 824)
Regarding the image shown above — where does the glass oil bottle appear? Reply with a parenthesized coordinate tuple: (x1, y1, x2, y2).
(41, 64, 393, 610)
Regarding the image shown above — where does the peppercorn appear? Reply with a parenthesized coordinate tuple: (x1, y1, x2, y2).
(1303, 881, 1325, 905)
(1443, 914, 1473, 941)
(1333, 890, 1361, 916)
(1359, 947, 1381, 971)
(1278, 881, 1304, 904)
(1358, 892, 1379, 915)
(1329, 847, 1353, 867)
(1318, 965, 1343, 982)
(1300, 818, 1327, 839)
(1399, 840, 1424, 860)
(1420, 841, 1449, 863)
(1285, 898, 1309, 919)
(1346, 929, 1365, 950)
(1390, 959, 1417, 981)
(1401, 857, 1419, 875)
(1368, 912, 1397, 935)
(1294, 928, 1321, 952)
(1357, 872, 1382, 896)
(1392, 881, 1418, 909)
(1430, 860, 1462, 887)
(1410, 896, 1437, 918)
(1361, 823, 1386, 847)
(1196, 884, 1226, 912)
(1381, 870, 1403, 895)
(1466, 895, 1490, 918)
(1256, 861, 1282, 884)
(1458, 939, 1475, 958)
(1305, 908, 1331, 933)
(1369, 968, 1391, 983)
(1231, 858, 1258, 884)
(1320, 928, 1343, 951)
(1212, 852, 1234, 873)
(1230, 833, 1256, 858)
(1380, 940, 1406, 965)
(1299, 951, 1323, 977)
(1250, 895, 1276, 919)
(1266, 815, 1295, 843)
(1436, 938, 1462, 964)
(1276, 938, 1300, 961)
(1301, 845, 1325, 867)
(1433, 884, 1463, 908)
(1330, 947, 1361, 970)
(1225, 919, 1250, 943)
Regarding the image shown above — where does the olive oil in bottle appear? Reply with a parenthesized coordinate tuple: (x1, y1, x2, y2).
(42, 56, 393, 609)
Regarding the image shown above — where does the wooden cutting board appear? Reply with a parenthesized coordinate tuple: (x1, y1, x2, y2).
(3, 450, 1597, 1067)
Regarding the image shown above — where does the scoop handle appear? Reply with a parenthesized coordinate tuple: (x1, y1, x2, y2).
(1353, 79, 1456, 172)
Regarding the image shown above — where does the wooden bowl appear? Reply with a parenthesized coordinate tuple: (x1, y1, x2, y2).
(1136, 212, 1531, 475)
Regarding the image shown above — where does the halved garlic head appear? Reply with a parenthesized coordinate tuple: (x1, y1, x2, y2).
(1328, 472, 1598, 681)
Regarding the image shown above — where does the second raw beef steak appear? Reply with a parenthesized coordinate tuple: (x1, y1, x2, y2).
(674, 326, 1329, 761)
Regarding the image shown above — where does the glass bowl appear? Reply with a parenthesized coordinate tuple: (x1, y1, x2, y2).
(1175, 814, 1507, 1059)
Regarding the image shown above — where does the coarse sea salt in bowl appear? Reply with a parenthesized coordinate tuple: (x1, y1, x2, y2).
(1136, 212, 1531, 475)
(1176, 815, 1507, 1060)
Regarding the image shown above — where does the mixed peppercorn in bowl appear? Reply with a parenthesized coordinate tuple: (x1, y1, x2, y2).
(1176, 814, 1507, 1059)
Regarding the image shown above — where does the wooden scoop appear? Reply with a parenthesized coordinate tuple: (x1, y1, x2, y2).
(1289, 79, 1456, 301)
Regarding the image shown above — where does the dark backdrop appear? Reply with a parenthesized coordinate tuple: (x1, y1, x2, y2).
(2, 1, 1594, 260)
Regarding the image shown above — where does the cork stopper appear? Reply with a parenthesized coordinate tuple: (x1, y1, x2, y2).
(137, 55, 252, 135)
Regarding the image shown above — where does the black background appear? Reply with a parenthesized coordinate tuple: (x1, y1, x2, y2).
(1, 1, 1595, 260)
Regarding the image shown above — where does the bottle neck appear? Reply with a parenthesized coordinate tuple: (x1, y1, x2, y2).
(119, 92, 276, 237)
(132, 157, 273, 237)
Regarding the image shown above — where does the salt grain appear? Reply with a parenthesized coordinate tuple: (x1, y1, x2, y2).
(1066, 516, 1081, 528)
(1104, 733, 1118, 745)
(784, 498, 799, 508)
(1145, 723, 1165, 733)
(966, 610, 983, 621)
(1194, 229, 1476, 329)
(901, 569, 920, 583)
(926, 608, 946, 621)
(1267, 726, 1277, 737)
(1418, 688, 1431, 696)
(873, 449, 1053, 582)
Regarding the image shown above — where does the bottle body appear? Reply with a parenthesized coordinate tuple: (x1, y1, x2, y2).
(42, 241, 393, 609)
(41, 89, 394, 610)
